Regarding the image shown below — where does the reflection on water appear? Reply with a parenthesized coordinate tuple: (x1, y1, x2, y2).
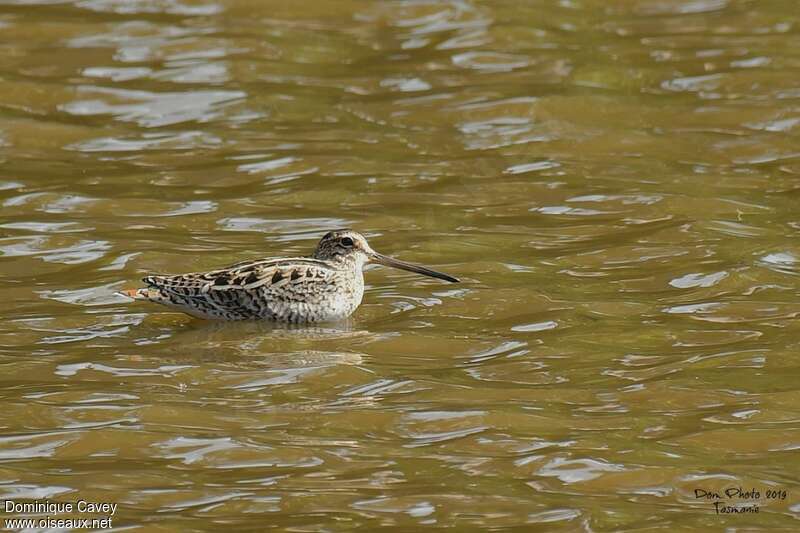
(1, 0, 800, 529)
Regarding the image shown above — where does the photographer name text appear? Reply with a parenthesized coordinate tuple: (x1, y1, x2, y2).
(3, 499, 116, 530)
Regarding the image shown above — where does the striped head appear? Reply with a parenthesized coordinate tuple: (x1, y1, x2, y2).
(313, 230, 372, 265)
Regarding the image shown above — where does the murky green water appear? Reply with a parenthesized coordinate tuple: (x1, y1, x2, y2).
(1, 0, 800, 529)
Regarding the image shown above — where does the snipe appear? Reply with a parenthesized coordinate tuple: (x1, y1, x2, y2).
(118, 229, 459, 322)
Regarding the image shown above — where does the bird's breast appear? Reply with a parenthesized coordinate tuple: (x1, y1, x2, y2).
(323, 269, 364, 320)
(267, 268, 364, 322)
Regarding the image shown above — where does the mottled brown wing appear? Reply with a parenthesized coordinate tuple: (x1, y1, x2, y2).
(143, 257, 335, 298)
(204, 259, 336, 293)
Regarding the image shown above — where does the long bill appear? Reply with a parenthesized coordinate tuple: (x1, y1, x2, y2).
(370, 253, 460, 283)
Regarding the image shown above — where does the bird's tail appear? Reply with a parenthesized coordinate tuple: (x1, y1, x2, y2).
(116, 288, 151, 301)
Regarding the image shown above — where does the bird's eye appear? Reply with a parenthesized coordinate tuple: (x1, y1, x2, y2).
(341, 237, 354, 247)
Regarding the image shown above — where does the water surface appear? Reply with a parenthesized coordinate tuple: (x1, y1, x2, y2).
(1, 0, 800, 529)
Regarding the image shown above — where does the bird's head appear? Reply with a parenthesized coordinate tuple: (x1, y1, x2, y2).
(312, 229, 459, 283)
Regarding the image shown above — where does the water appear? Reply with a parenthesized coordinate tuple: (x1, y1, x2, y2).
(1, 0, 799, 529)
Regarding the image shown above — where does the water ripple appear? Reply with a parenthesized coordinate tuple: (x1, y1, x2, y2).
(61, 87, 246, 127)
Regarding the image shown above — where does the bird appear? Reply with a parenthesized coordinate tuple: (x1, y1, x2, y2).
(117, 229, 459, 322)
